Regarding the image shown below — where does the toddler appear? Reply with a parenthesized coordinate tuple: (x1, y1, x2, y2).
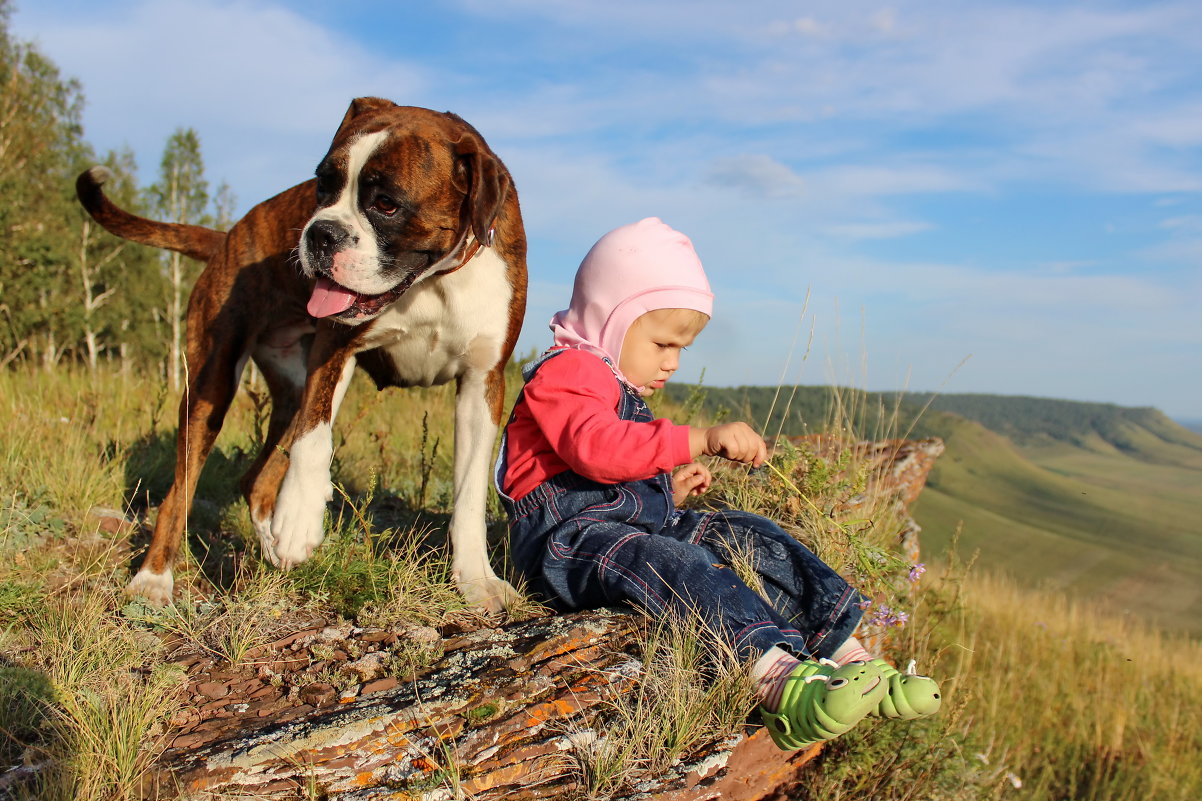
(494, 218, 940, 750)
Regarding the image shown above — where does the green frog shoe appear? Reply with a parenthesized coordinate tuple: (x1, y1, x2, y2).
(869, 658, 942, 720)
(760, 659, 887, 751)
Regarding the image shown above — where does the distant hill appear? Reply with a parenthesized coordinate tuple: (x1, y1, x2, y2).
(661, 384, 1202, 458)
(657, 383, 924, 441)
(910, 409, 1202, 633)
(660, 384, 1202, 635)
(1179, 419, 1202, 435)
(912, 393, 1202, 466)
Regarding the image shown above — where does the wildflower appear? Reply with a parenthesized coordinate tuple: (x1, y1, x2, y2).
(865, 603, 908, 629)
(1005, 771, 1023, 789)
(907, 563, 926, 583)
(857, 599, 873, 611)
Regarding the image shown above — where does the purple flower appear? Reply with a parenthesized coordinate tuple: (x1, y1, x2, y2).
(866, 603, 909, 629)
(907, 563, 927, 583)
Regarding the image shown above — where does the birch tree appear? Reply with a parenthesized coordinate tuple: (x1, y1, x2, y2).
(0, 0, 85, 369)
(72, 147, 158, 370)
(148, 128, 209, 389)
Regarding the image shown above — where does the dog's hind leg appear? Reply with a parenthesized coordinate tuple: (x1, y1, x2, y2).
(129, 323, 250, 605)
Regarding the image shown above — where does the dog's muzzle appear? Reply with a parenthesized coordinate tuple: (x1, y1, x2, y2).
(301, 220, 415, 321)
(307, 274, 418, 321)
(304, 219, 352, 267)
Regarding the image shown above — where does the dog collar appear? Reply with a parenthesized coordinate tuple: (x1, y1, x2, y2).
(433, 226, 495, 277)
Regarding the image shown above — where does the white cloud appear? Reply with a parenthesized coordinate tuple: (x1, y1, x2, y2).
(1137, 237, 1202, 265)
(793, 17, 827, 37)
(17, 0, 426, 205)
(26, 0, 1197, 205)
(704, 155, 806, 198)
(12, 0, 1202, 417)
(807, 164, 975, 197)
(869, 8, 898, 36)
(1159, 215, 1202, 233)
(28, 1, 425, 128)
(1039, 260, 1096, 274)
(691, 251, 1201, 416)
(822, 221, 934, 240)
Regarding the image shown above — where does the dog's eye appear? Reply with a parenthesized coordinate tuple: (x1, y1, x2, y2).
(372, 196, 399, 216)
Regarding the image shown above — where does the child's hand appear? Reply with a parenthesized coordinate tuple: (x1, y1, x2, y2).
(690, 422, 768, 467)
(687, 423, 766, 465)
(672, 462, 712, 505)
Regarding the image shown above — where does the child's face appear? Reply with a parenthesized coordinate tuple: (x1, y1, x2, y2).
(619, 308, 708, 396)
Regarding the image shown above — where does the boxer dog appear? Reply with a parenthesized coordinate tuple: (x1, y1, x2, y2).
(76, 98, 527, 612)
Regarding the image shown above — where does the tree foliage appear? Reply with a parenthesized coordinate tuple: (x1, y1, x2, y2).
(148, 127, 211, 388)
(0, 2, 232, 375)
(0, 0, 86, 368)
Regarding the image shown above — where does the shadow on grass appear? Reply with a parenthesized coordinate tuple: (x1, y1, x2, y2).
(119, 428, 259, 595)
(0, 660, 57, 794)
(116, 426, 510, 605)
(354, 493, 517, 581)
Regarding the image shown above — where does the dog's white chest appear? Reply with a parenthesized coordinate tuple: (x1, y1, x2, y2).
(360, 248, 513, 386)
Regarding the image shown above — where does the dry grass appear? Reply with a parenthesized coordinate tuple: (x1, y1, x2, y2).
(2, 365, 1200, 800)
(571, 615, 757, 798)
(0, 367, 503, 799)
(941, 570, 1202, 800)
(570, 391, 938, 798)
(788, 542, 1202, 801)
(4, 586, 185, 800)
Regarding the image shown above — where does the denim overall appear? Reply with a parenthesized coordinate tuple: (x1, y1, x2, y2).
(494, 349, 864, 661)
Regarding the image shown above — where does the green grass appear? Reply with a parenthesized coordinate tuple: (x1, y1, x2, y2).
(794, 558, 1202, 801)
(0, 365, 502, 799)
(665, 381, 1202, 635)
(1, 364, 1200, 800)
(910, 412, 1202, 634)
(572, 615, 757, 797)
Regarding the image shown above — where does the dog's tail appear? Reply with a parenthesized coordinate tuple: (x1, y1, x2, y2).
(76, 166, 226, 263)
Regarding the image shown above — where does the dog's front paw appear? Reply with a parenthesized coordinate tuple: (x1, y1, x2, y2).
(127, 568, 174, 606)
(270, 471, 330, 569)
(252, 511, 276, 562)
(455, 572, 523, 614)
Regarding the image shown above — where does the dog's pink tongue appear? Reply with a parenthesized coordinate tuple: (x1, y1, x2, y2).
(307, 278, 358, 318)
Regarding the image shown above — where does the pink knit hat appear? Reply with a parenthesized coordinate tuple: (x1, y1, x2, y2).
(549, 217, 713, 389)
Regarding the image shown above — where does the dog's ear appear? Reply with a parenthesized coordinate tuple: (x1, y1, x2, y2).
(451, 128, 510, 243)
(335, 97, 396, 136)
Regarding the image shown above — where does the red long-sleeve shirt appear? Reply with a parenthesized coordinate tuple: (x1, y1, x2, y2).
(502, 349, 693, 500)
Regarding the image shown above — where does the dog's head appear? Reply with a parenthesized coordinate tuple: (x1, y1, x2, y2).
(299, 98, 511, 323)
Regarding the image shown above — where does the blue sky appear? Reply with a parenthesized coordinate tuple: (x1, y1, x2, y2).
(14, 0, 1202, 420)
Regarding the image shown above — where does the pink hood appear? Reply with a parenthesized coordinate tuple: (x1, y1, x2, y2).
(549, 217, 713, 390)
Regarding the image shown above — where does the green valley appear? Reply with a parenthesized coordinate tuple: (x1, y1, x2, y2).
(661, 385, 1202, 635)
